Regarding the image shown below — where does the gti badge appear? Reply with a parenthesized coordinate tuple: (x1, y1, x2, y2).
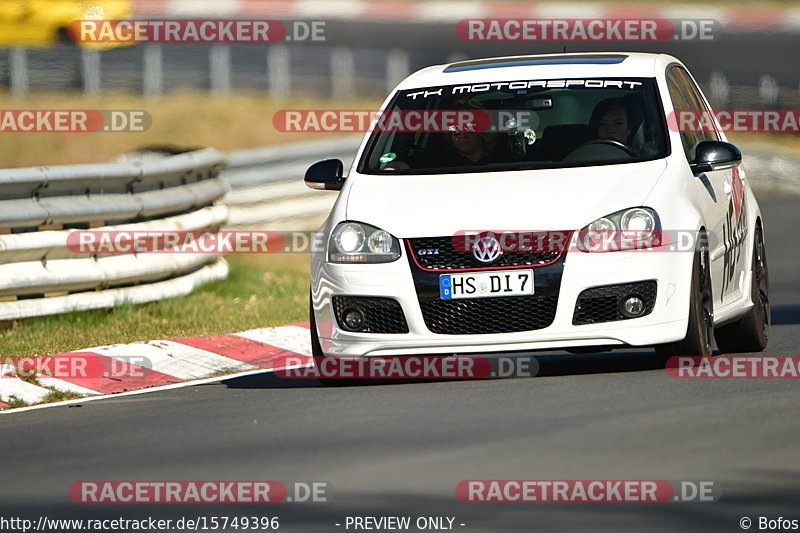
(472, 236, 503, 263)
(418, 249, 440, 255)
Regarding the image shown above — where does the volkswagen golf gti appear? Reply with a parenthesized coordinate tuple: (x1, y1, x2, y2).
(304, 52, 769, 374)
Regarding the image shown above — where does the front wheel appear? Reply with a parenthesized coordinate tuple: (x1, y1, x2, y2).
(309, 296, 337, 386)
(714, 225, 769, 353)
(656, 239, 714, 358)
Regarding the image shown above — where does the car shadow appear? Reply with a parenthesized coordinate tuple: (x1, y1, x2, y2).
(220, 348, 665, 390)
(771, 304, 800, 325)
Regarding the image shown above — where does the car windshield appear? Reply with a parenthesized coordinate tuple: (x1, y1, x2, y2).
(359, 77, 668, 174)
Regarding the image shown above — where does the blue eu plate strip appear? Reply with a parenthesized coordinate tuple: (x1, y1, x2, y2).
(439, 274, 453, 299)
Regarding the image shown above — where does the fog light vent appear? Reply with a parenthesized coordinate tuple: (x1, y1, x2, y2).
(343, 308, 365, 330)
(573, 281, 657, 325)
(332, 296, 409, 333)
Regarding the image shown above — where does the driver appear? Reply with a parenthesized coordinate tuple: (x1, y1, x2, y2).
(442, 123, 497, 166)
(383, 125, 496, 170)
(589, 98, 633, 145)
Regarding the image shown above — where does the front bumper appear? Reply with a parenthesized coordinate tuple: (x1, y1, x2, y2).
(311, 240, 694, 357)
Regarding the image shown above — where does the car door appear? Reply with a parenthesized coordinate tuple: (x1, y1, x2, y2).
(666, 65, 743, 309)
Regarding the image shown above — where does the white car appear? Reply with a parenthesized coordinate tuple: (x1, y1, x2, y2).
(304, 52, 769, 375)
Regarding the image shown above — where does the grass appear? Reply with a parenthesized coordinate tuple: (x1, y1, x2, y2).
(2, 396, 29, 409)
(0, 91, 380, 168)
(40, 389, 85, 403)
(0, 253, 311, 357)
(728, 132, 800, 152)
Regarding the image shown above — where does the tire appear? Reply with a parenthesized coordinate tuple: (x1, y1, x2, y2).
(309, 297, 335, 386)
(714, 225, 769, 353)
(656, 236, 714, 358)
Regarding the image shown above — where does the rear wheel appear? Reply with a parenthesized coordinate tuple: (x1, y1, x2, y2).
(656, 237, 714, 358)
(714, 225, 769, 353)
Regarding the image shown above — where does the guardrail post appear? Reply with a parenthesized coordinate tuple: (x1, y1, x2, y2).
(143, 45, 164, 96)
(267, 45, 291, 97)
(331, 47, 355, 99)
(9, 48, 29, 95)
(81, 48, 101, 94)
(209, 44, 232, 95)
(708, 72, 729, 108)
(386, 49, 409, 94)
(758, 75, 779, 108)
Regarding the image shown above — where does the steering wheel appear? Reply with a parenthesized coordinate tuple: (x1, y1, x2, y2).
(575, 138, 637, 157)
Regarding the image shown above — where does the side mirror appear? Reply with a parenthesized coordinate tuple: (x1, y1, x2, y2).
(691, 140, 742, 174)
(304, 159, 346, 190)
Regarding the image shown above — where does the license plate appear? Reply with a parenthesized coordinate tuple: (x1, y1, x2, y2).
(439, 270, 534, 300)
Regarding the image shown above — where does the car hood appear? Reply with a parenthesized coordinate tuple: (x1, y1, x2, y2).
(344, 160, 668, 237)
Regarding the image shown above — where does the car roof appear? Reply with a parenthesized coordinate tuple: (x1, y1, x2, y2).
(394, 52, 681, 90)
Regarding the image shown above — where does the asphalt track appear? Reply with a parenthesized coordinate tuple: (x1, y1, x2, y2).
(1, 194, 798, 532)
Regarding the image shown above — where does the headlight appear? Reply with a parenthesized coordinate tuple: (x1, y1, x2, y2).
(333, 223, 365, 253)
(620, 208, 656, 233)
(577, 207, 661, 252)
(329, 222, 401, 263)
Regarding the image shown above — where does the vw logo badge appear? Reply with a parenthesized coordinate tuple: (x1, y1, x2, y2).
(472, 236, 503, 263)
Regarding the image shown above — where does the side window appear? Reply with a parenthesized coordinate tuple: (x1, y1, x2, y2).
(667, 67, 719, 163)
(676, 68, 721, 143)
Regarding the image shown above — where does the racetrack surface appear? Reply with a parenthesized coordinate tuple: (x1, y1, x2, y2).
(1, 196, 798, 532)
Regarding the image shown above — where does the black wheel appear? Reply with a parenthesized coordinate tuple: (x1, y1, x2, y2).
(656, 235, 714, 358)
(309, 296, 335, 386)
(714, 225, 769, 353)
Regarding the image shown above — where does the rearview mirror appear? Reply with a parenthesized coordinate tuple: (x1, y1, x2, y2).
(305, 159, 346, 190)
(691, 141, 742, 174)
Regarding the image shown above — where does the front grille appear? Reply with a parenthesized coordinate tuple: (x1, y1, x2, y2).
(420, 295, 558, 335)
(573, 280, 657, 325)
(408, 233, 566, 270)
(332, 296, 409, 333)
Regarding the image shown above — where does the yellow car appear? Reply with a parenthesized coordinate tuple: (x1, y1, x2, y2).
(0, 0, 131, 48)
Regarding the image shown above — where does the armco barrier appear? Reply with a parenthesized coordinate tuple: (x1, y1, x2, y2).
(0, 138, 361, 322)
(0, 149, 230, 321)
(219, 136, 359, 228)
